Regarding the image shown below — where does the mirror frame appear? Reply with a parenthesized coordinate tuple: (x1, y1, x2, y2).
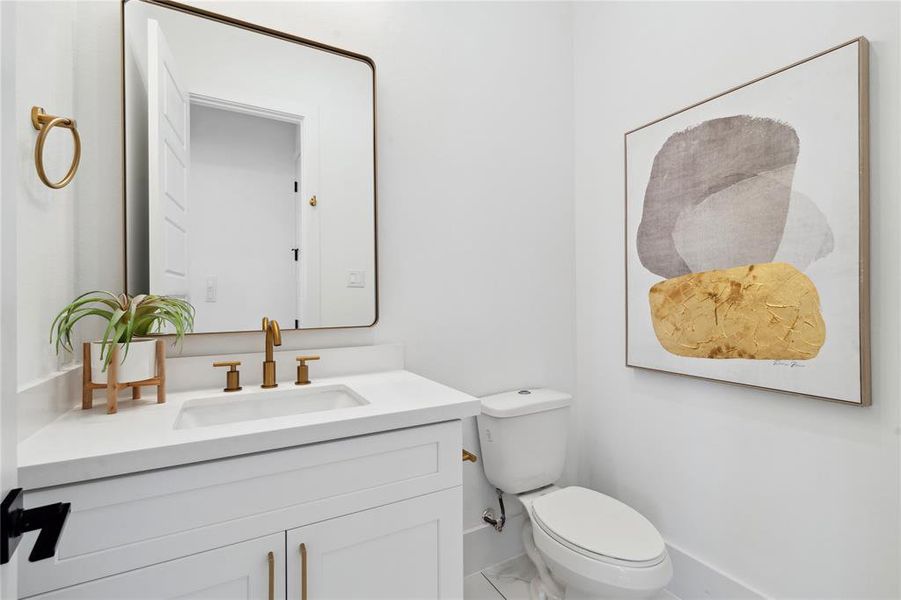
(120, 0, 379, 335)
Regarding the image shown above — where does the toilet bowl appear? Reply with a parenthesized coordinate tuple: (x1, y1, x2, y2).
(477, 389, 672, 599)
(519, 486, 672, 599)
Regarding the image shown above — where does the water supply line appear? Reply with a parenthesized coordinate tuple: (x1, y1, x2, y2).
(482, 488, 507, 532)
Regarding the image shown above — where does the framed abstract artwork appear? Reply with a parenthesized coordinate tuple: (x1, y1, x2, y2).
(625, 38, 870, 405)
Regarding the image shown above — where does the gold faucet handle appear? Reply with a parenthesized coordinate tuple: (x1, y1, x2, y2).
(295, 355, 320, 386)
(213, 361, 241, 369)
(212, 361, 242, 392)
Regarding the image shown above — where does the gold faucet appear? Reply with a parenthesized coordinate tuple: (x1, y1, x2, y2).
(261, 317, 282, 388)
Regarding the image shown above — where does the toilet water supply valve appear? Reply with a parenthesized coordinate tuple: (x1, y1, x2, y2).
(483, 488, 507, 532)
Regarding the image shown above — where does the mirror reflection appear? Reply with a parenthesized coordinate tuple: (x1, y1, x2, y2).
(124, 0, 377, 333)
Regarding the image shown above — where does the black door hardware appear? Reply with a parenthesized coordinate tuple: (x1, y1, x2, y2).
(1, 488, 70, 564)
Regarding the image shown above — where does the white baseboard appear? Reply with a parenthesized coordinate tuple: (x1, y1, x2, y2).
(463, 512, 527, 576)
(666, 542, 767, 600)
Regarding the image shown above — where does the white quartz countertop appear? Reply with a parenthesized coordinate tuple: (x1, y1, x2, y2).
(18, 369, 480, 489)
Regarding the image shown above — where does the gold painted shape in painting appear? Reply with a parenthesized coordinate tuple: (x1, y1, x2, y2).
(648, 262, 825, 360)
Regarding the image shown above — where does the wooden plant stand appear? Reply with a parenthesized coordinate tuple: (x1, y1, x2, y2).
(82, 340, 166, 414)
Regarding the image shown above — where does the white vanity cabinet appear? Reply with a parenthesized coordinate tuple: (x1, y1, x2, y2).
(19, 421, 464, 599)
(286, 488, 462, 600)
(28, 533, 287, 600)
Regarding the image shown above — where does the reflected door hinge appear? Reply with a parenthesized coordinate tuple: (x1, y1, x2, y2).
(295, 319, 299, 329)
(294, 181, 298, 193)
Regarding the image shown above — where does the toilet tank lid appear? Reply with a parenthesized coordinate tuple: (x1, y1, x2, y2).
(480, 388, 571, 418)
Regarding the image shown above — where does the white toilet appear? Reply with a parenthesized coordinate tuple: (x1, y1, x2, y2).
(477, 389, 672, 599)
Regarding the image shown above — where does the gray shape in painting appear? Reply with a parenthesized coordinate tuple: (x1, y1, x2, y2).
(671, 165, 795, 273)
(773, 192, 834, 270)
(637, 115, 800, 279)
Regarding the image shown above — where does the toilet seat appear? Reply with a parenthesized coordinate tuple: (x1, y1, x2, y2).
(531, 486, 667, 567)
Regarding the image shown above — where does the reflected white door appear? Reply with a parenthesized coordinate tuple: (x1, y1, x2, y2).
(147, 18, 189, 300)
(296, 115, 321, 327)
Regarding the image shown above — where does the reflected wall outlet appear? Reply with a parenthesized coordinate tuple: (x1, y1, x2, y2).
(205, 277, 217, 302)
(347, 271, 365, 288)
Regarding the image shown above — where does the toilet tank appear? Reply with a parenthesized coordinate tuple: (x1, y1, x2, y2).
(477, 389, 572, 494)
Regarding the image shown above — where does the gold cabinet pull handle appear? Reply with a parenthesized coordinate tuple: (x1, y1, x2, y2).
(462, 449, 478, 463)
(267, 551, 275, 600)
(300, 543, 308, 600)
(31, 106, 81, 189)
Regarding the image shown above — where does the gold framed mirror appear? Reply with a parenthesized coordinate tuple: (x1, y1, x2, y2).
(122, 0, 377, 334)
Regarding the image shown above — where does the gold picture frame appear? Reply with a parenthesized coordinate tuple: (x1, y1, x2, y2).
(624, 37, 870, 406)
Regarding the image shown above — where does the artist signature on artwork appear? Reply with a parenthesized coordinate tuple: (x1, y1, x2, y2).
(772, 360, 806, 368)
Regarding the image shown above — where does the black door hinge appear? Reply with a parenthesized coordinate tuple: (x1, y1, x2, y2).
(294, 181, 298, 193)
(1, 488, 70, 564)
(292, 248, 299, 261)
(295, 319, 299, 329)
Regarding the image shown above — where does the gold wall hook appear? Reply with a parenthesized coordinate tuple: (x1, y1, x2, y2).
(31, 106, 81, 189)
(462, 449, 478, 463)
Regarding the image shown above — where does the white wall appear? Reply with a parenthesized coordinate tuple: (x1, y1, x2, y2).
(188, 105, 297, 332)
(16, 1, 122, 387)
(15, 0, 121, 441)
(573, 2, 899, 598)
(15, 0, 78, 387)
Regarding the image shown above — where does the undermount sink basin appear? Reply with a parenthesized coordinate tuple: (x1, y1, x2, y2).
(174, 385, 368, 429)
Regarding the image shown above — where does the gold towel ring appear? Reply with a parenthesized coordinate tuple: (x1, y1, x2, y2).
(31, 106, 81, 189)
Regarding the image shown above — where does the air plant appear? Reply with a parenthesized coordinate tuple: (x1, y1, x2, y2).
(50, 291, 195, 371)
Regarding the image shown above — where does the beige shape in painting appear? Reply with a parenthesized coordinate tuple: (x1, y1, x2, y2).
(671, 165, 795, 274)
(772, 191, 835, 270)
(648, 262, 825, 360)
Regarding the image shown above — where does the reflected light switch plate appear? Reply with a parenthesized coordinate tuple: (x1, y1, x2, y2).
(205, 277, 217, 302)
(347, 271, 365, 288)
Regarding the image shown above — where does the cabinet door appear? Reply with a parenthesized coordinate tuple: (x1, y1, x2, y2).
(287, 487, 463, 600)
(29, 533, 285, 600)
